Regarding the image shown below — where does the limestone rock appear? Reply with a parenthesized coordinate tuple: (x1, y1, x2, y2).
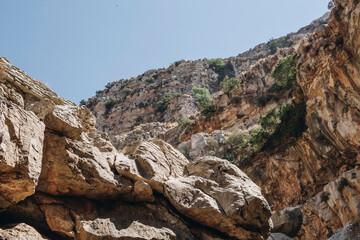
(271, 207, 302, 237)
(165, 156, 272, 239)
(268, 233, 293, 240)
(37, 131, 133, 199)
(299, 168, 360, 239)
(328, 221, 360, 240)
(121, 139, 189, 192)
(0, 223, 48, 240)
(0, 100, 45, 208)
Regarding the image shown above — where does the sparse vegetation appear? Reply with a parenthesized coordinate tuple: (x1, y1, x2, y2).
(95, 90, 102, 97)
(145, 77, 155, 84)
(208, 59, 235, 82)
(220, 76, 242, 95)
(320, 191, 330, 203)
(222, 102, 307, 164)
(192, 87, 211, 105)
(271, 55, 297, 92)
(223, 153, 236, 163)
(105, 82, 114, 90)
(268, 34, 292, 54)
(178, 118, 194, 128)
(122, 87, 132, 95)
(192, 87, 215, 116)
(79, 99, 86, 106)
(224, 130, 249, 152)
(153, 92, 181, 112)
(208, 58, 225, 70)
(105, 99, 115, 110)
(338, 178, 349, 192)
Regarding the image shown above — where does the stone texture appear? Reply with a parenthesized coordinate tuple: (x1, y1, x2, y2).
(37, 131, 133, 199)
(298, 168, 360, 240)
(268, 233, 293, 240)
(328, 221, 360, 240)
(121, 139, 189, 192)
(271, 207, 302, 237)
(165, 156, 272, 240)
(0, 223, 48, 240)
(0, 100, 45, 208)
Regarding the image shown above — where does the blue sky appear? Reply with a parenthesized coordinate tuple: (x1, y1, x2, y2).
(1, 0, 330, 104)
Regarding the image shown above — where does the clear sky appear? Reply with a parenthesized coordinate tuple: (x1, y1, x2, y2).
(1, 0, 330, 104)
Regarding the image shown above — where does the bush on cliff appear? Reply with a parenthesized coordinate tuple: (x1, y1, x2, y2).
(220, 76, 242, 95)
(192, 87, 214, 116)
(271, 55, 297, 91)
(153, 92, 181, 112)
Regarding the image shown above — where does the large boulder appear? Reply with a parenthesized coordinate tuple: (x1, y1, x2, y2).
(0, 100, 45, 208)
(119, 139, 189, 192)
(0, 223, 48, 240)
(164, 156, 272, 240)
(271, 207, 302, 237)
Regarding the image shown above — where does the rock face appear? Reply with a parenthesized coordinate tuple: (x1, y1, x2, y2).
(0, 100, 45, 208)
(328, 221, 360, 240)
(0, 223, 48, 240)
(0, 58, 272, 239)
(85, 14, 329, 150)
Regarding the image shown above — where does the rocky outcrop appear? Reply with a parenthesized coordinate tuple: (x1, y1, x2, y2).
(328, 221, 360, 240)
(0, 100, 45, 209)
(0, 58, 272, 239)
(0, 223, 48, 240)
(85, 14, 329, 150)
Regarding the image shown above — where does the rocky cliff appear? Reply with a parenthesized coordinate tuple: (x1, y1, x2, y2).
(85, 13, 329, 150)
(0, 58, 272, 239)
(84, 1, 360, 239)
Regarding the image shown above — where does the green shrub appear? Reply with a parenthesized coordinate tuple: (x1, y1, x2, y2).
(192, 87, 215, 116)
(192, 87, 211, 106)
(259, 107, 280, 132)
(250, 127, 270, 152)
(223, 153, 235, 163)
(79, 99, 86, 106)
(220, 76, 242, 95)
(200, 102, 215, 116)
(105, 99, 115, 110)
(208, 58, 225, 70)
(225, 130, 249, 150)
(271, 55, 297, 91)
(320, 191, 330, 202)
(268, 34, 292, 54)
(95, 90, 102, 97)
(240, 155, 250, 164)
(105, 82, 114, 90)
(145, 77, 155, 84)
(208, 150, 216, 156)
(319, 19, 328, 25)
(178, 118, 194, 128)
(153, 93, 181, 112)
(122, 87, 132, 95)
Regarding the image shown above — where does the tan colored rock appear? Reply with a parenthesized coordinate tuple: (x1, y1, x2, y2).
(0, 223, 48, 240)
(165, 156, 272, 240)
(37, 131, 132, 199)
(298, 168, 360, 240)
(122, 139, 189, 192)
(44, 105, 96, 140)
(0, 100, 45, 208)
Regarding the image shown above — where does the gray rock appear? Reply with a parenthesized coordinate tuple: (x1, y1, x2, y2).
(328, 221, 360, 240)
(271, 206, 302, 237)
(268, 233, 293, 240)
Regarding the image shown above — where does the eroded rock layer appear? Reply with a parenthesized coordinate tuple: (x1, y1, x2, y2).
(0, 58, 271, 239)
